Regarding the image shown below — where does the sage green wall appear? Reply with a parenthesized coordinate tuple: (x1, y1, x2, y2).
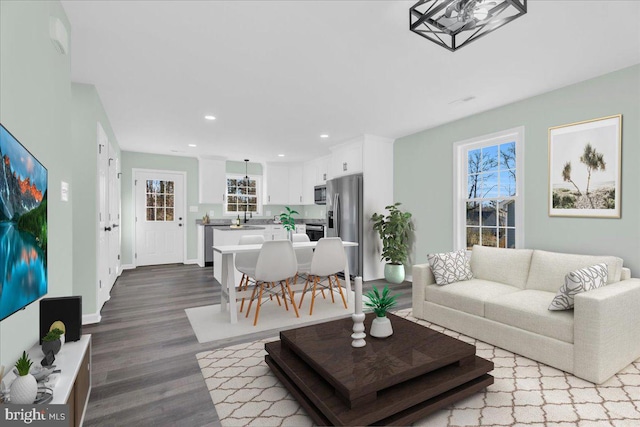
(71, 83, 121, 315)
(395, 64, 640, 275)
(0, 1, 73, 364)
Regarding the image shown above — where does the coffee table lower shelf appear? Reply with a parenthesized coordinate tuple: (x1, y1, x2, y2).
(265, 341, 493, 426)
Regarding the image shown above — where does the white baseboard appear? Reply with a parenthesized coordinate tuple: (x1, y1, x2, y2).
(122, 264, 135, 270)
(82, 312, 102, 325)
(184, 258, 199, 265)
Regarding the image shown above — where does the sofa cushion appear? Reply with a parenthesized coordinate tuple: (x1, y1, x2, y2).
(485, 290, 574, 344)
(526, 250, 623, 293)
(469, 245, 534, 289)
(549, 263, 608, 311)
(424, 279, 521, 317)
(427, 250, 473, 285)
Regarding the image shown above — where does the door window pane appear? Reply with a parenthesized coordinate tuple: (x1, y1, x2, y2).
(145, 179, 175, 222)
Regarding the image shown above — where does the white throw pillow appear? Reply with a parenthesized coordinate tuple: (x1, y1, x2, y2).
(427, 250, 473, 286)
(548, 263, 608, 311)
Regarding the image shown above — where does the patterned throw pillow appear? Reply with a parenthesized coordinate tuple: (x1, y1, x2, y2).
(548, 263, 608, 311)
(427, 250, 473, 286)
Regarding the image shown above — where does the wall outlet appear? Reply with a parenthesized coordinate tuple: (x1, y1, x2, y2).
(320, 209, 325, 217)
(209, 210, 215, 218)
(266, 210, 271, 216)
(189, 205, 198, 213)
(305, 210, 308, 216)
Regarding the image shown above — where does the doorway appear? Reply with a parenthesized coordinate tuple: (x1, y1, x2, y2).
(134, 170, 186, 266)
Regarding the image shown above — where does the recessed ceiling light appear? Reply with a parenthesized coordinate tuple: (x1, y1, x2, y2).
(204, 115, 216, 120)
(188, 144, 197, 147)
(278, 154, 285, 157)
(320, 134, 329, 138)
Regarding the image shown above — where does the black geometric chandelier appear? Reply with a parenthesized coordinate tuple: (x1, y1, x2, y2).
(410, 0, 527, 51)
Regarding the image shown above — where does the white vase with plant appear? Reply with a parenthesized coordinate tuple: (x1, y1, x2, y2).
(371, 203, 413, 284)
(364, 285, 398, 338)
(10, 351, 37, 404)
(280, 206, 299, 241)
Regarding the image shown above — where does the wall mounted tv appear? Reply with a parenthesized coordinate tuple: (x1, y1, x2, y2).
(0, 123, 48, 322)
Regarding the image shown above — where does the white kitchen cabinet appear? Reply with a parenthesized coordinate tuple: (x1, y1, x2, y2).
(264, 163, 289, 205)
(301, 162, 317, 205)
(198, 157, 227, 204)
(329, 140, 363, 178)
(288, 165, 303, 204)
(263, 224, 286, 240)
(316, 155, 330, 184)
(295, 224, 306, 234)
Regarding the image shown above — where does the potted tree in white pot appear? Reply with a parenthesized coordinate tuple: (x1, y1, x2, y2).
(371, 203, 413, 284)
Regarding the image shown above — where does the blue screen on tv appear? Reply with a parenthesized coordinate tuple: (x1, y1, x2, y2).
(0, 124, 48, 321)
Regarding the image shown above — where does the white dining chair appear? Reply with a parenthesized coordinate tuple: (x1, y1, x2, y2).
(234, 234, 265, 312)
(298, 237, 348, 315)
(245, 240, 299, 326)
(292, 233, 313, 283)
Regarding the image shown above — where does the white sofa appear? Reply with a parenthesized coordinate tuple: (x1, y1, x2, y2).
(412, 245, 640, 384)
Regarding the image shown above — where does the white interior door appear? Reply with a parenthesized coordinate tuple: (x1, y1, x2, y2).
(107, 142, 121, 288)
(134, 170, 185, 266)
(97, 123, 110, 308)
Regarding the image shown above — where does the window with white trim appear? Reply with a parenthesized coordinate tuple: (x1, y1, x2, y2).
(224, 174, 262, 215)
(453, 127, 524, 250)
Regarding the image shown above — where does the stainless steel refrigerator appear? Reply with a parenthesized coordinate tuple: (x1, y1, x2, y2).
(326, 173, 363, 278)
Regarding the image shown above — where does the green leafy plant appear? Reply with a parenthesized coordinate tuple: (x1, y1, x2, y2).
(364, 285, 398, 317)
(15, 351, 33, 376)
(42, 330, 62, 342)
(279, 206, 299, 232)
(371, 203, 413, 265)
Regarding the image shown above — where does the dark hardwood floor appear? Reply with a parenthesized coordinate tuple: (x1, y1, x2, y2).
(83, 264, 413, 426)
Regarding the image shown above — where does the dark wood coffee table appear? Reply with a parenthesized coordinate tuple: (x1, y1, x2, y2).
(265, 312, 493, 426)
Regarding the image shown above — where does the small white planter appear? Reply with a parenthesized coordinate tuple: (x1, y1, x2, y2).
(370, 315, 393, 338)
(10, 374, 37, 404)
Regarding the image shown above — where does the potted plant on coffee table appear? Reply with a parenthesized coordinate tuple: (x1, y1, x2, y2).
(371, 203, 413, 284)
(364, 285, 398, 338)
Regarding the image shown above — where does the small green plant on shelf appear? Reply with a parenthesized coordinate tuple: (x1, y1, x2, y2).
(279, 206, 299, 232)
(42, 330, 62, 342)
(15, 351, 33, 376)
(364, 285, 398, 317)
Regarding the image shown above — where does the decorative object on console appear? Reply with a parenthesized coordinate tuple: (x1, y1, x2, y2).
(40, 296, 82, 343)
(364, 285, 398, 338)
(427, 249, 473, 285)
(50, 320, 66, 347)
(409, 0, 527, 51)
(279, 206, 299, 241)
(42, 329, 63, 355)
(549, 114, 622, 218)
(371, 203, 413, 284)
(10, 351, 37, 404)
(549, 263, 608, 311)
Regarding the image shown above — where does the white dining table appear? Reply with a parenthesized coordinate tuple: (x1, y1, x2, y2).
(212, 240, 358, 323)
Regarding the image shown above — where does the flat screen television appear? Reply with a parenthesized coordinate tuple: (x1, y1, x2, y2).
(0, 123, 48, 322)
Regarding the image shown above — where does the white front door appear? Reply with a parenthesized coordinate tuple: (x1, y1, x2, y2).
(97, 123, 110, 308)
(134, 170, 185, 266)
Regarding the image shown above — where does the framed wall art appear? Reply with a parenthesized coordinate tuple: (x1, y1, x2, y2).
(548, 114, 622, 218)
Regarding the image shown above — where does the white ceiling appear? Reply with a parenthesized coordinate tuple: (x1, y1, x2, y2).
(61, 1, 640, 163)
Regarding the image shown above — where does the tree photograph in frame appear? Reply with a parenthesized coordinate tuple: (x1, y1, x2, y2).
(548, 115, 621, 218)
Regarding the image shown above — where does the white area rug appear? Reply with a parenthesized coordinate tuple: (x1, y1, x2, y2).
(196, 309, 640, 427)
(186, 294, 354, 343)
